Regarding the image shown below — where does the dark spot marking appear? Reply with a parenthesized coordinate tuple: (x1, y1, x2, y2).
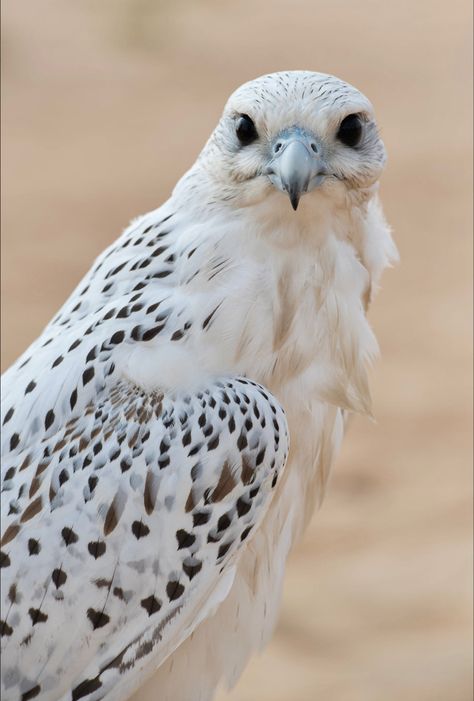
(142, 326, 164, 341)
(82, 367, 95, 385)
(0, 620, 13, 636)
(9, 433, 20, 451)
(183, 559, 203, 580)
(8, 583, 17, 603)
(176, 529, 195, 549)
(0, 550, 11, 567)
(217, 513, 231, 531)
(236, 497, 251, 517)
(94, 578, 112, 589)
(146, 302, 161, 313)
(207, 434, 219, 451)
(132, 520, 150, 539)
(45, 409, 55, 431)
(19, 455, 32, 475)
(3, 407, 14, 425)
(113, 586, 126, 601)
(52, 568, 67, 588)
(217, 542, 232, 559)
(116, 307, 129, 319)
(158, 455, 170, 470)
(110, 331, 125, 345)
(141, 595, 162, 616)
(86, 347, 97, 362)
(88, 540, 106, 559)
(166, 580, 185, 601)
(237, 432, 247, 451)
(109, 262, 127, 277)
(120, 457, 132, 473)
(25, 380, 37, 394)
(29, 607, 48, 625)
(144, 471, 156, 515)
(241, 526, 252, 541)
(52, 356, 63, 368)
(70, 389, 78, 410)
(4, 466, 15, 480)
(62, 527, 78, 546)
(72, 679, 102, 701)
(202, 304, 222, 330)
(193, 511, 210, 527)
(28, 538, 41, 555)
(87, 608, 110, 629)
(151, 245, 167, 257)
(22, 685, 41, 700)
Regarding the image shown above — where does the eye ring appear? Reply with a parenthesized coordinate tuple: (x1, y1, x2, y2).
(235, 114, 258, 146)
(337, 113, 363, 148)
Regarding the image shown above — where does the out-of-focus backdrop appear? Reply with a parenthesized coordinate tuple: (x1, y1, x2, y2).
(1, 1, 472, 700)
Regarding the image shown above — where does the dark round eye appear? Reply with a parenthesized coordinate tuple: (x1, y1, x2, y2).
(337, 113, 363, 148)
(235, 114, 258, 146)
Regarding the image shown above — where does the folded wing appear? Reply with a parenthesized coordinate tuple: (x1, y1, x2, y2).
(1, 375, 288, 701)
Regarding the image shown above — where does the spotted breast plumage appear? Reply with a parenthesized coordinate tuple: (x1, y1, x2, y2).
(1, 71, 397, 701)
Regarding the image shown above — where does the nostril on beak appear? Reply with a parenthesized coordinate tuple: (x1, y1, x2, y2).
(274, 142, 283, 155)
(310, 142, 318, 153)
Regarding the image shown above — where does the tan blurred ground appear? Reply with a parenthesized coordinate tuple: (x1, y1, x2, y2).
(1, 1, 472, 700)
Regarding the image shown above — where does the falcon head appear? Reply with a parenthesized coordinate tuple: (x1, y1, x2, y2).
(192, 71, 386, 212)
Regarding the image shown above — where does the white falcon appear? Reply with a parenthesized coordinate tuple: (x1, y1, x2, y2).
(1, 71, 397, 701)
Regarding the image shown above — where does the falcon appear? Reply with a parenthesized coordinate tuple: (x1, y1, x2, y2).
(1, 71, 397, 701)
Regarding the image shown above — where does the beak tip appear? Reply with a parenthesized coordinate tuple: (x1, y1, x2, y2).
(289, 193, 300, 211)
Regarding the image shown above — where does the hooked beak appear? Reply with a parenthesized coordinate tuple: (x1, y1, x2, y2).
(266, 130, 328, 210)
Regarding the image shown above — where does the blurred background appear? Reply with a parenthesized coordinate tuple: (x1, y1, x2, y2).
(1, 1, 472, 699)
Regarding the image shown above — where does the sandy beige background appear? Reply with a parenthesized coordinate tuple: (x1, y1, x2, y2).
(1, 1, 472, 700)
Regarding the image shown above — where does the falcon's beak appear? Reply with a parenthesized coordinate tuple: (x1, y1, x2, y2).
(266, 129, 328, 210)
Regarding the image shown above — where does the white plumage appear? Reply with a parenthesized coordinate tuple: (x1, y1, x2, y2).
(1, 71, 397, 701)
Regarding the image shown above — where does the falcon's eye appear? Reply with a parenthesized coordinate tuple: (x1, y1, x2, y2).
(235, 114, 258, 146)
(337, 113, 363, 148)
